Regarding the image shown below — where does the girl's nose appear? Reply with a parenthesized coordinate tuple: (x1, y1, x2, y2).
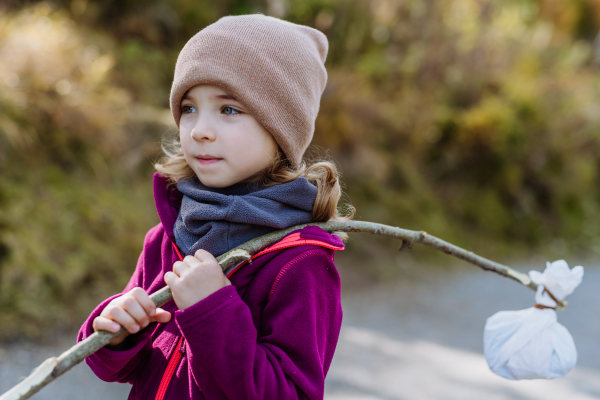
(190, 116, 217, 142)
(191, 128, 216, 141)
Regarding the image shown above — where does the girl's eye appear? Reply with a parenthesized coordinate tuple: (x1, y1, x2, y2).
(181, 105, 196, 114)
(222, 106, 240, 115)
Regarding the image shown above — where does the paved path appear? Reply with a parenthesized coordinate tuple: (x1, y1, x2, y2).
(326, 258, 600, 400)
(1, 259, 598, 399)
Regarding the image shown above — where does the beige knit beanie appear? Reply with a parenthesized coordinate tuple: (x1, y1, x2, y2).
(170, 14, 329, 168)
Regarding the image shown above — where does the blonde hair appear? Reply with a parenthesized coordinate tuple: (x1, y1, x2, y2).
(155, 136, 354, 239)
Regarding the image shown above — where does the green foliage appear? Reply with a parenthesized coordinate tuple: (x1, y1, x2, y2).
(2, 0, 600, 339)
(0, 168, 156, 338)
(0, 4, 162, 340)
(312, 0, 600, 256)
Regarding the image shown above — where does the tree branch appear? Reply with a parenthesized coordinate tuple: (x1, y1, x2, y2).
(0, 220, 559, 400)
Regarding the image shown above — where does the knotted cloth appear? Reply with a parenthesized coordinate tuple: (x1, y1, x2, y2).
(484, 260, 584, 380)
(174, 177, 317, 257)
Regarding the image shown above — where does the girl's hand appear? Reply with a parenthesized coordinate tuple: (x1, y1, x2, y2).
(164, 249, 231, 310)
(92, 287, 172, 346)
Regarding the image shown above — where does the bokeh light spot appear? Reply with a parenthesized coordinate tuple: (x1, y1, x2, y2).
(56, 79, 71, 95)
(4, 72, 20, 88)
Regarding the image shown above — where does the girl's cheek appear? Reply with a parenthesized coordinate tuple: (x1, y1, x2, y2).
(179, 125, 192, 138)
(179, 126, 195, 148)
(180, 114, 197, 133)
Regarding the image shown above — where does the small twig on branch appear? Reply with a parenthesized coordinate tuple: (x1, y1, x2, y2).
(0, 220, 558, 400)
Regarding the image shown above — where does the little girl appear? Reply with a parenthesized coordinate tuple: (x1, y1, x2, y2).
(77, 14, 352, 400)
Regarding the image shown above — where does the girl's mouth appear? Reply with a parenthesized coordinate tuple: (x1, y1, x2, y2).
(196, 155, 222, 165)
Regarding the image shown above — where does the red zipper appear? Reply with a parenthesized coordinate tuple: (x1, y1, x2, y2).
(155, 335, 186, 400)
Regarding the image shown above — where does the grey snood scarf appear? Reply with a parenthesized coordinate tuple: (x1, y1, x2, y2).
(174, 177, 317, 257)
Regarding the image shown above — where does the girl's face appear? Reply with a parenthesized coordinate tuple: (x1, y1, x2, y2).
(179, 84, 278, 188)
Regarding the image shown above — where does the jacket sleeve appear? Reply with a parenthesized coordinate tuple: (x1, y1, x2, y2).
(174, 248, 343, 400)
(77, 226, 162, 383)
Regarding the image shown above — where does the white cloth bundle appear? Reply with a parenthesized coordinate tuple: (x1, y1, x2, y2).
(483, 260, 584, 380)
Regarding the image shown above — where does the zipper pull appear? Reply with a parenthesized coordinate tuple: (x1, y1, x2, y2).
(179, 338, 186, 354)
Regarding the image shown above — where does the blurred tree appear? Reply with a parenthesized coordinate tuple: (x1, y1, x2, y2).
(2, 0, 600, 339)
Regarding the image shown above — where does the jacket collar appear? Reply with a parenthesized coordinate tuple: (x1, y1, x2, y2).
(153, 172, 183, 243)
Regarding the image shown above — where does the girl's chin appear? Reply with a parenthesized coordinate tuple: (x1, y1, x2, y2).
(195, 173, 237, 188)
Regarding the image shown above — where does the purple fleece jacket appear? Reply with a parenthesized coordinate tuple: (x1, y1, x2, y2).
(77, 173, 344, 400)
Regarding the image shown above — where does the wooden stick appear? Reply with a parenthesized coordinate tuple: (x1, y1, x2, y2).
(0, 221, 560, 400)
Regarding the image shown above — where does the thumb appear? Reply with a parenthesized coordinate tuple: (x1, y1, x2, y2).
(149, 308, 172, 324)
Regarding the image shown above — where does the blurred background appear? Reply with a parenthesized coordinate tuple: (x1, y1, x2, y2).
(1, 0, 600, 399)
